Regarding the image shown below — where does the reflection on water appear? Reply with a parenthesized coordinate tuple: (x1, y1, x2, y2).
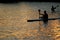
(0, 2, 60, 40)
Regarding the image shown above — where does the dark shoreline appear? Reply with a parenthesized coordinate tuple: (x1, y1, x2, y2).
(0, 0, 60, 4)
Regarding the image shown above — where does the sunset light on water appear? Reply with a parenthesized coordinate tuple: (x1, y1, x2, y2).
(0, 2, 60, 40)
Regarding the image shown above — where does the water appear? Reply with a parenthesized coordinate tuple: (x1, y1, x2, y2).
(0, 2, 60, 40)
(25, 2, 60, 12)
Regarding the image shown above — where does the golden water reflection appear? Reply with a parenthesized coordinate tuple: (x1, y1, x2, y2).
(0, 2, 60, 40)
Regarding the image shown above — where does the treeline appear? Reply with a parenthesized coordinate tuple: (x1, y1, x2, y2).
(0, 0, 60, 3)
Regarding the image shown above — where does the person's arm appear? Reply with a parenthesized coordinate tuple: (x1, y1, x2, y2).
(54, 7, 56, 9)
(39, 14, 43, 15)
(54, 5, 59, 9)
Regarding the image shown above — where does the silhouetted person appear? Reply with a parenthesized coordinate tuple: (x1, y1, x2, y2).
(38, 9, 41, 15)
(51, 5, 59, 13)
(43, 10, 48, 24)
(38, 9, 41, 18)
(39, 10, 48, 27)
(51, 5, 56, 13)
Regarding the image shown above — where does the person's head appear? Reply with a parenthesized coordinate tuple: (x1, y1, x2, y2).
(38, 9, 41, 12)
(52, 5, 54, 8)
(44, 10, 46, 14)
